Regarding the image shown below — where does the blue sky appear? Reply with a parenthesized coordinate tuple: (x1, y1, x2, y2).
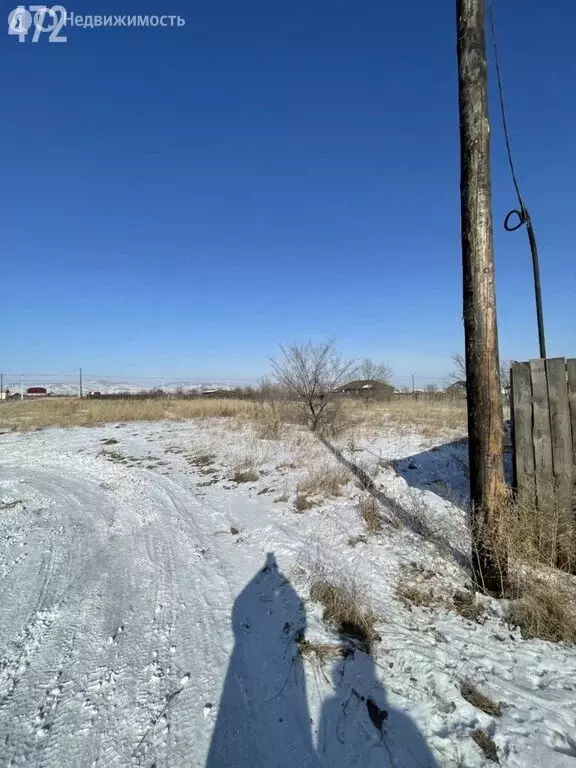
(1, 0, 574, 385)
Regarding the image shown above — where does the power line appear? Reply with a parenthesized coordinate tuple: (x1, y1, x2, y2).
(488, 0, 546, 359)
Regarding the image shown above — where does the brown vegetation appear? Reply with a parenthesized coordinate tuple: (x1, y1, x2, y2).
(460, 681, 502, 717)
(309, 577, 379, 652)
(470, 729, 499, 763)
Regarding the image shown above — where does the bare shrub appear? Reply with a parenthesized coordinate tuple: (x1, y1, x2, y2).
(356, 358, 392, 383)
(270, 341, 356, 431)
(249, 379, 288, 439)
(309, 578, 379, 653)
(460, 681, 502, 717)
(359, 494, 383, 532)
(470, 729, 499, 763)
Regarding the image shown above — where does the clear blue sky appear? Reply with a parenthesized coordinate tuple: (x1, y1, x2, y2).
(2, 0, 574, 385)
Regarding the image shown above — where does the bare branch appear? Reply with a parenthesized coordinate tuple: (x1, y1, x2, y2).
(270, 341, 356, 430)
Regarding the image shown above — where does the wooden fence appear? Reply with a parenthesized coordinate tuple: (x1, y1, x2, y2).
(510, 358, 576, 514)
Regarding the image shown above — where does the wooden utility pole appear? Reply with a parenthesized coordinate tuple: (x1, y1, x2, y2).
(457, 0, 506, 592)
(79, 368, 83, 399)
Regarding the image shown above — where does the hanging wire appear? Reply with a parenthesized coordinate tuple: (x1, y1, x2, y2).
(488, 0, 547, 358)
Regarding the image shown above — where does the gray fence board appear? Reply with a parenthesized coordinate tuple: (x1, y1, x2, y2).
(530, 358, 554, 505)
(511, 357, 575, 519)
(510, 362, 535, 504)
(546, 357, 573, 513)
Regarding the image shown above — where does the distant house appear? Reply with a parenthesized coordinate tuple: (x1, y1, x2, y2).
(446, 380, 467, 396)
(26, 386, 47, 398)
(336, 379, 394, 401)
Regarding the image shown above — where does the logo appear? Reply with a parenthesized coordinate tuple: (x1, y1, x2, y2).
(8, 5, 67, 42)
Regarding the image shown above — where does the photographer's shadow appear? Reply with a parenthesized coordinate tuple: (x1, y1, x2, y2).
(206, 553, 321, 768)
(207, 554, 439, 767)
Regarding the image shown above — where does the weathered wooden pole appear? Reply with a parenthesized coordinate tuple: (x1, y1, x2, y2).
(457, 0, 507, 592)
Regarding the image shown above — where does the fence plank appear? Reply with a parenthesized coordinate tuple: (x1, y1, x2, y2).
(546, 358, 573, 515)
(511, 362, 535, 503)
(568, 359, 576, 477)
(530, 359, 554, 505)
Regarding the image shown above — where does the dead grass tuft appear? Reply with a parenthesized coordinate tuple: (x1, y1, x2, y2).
(294, 494, 314, 512)
(309, 578, 379, 653)
(505, 574, 576, 643)
(453, 590, 485, 622)
(470, 729, 499, 763)
(187, 453, 216, 468)
(395, 583, 435, 608)
(460, 681, 502, 717)
(359, 494, 383, 532)
(298, 639, 352, 663)
(347, 534, 368, 548)
(231, 458, 260, 484)
(297, 465, 350, 500)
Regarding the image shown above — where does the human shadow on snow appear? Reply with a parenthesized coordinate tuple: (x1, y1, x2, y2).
(206, 553, 439, 768)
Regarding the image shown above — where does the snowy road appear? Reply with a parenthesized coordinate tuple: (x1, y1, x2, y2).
(0, 429, 298, 767)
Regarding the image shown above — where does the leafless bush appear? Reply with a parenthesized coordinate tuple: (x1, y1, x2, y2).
(356, 358, 393, 383)
(251, 381, 286, 439)
(270, 341, 356, 431)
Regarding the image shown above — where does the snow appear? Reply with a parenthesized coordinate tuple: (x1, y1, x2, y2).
(1, 419, 575, 767)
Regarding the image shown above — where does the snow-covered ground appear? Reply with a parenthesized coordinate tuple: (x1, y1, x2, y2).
(1, 419, 575, 767)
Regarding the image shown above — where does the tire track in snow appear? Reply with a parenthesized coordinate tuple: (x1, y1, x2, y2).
(0, 447, 251, 767)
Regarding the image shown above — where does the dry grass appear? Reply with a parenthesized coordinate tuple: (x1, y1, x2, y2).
(309, 577, 379, 653)
(395, 582, 436, 608)
(460, 681, 502, 717)
(470, 729, 499, 763)
(297, 465, 350, 499)
(359, 494, 383, 532)
(187, 453, 216, 468)
(293, 494, 314, 512)
(506, 574, 576, 643)
(497, 488, 576, 574)
(342, 397, 467, 436)
(231, 458, 260, 484)
(1, 394, 468, 441)
(453, 590, 485, 622)
(471, 488, 576, 643)
(0, 397, 252, 431)
(298, 639, 352, 663)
